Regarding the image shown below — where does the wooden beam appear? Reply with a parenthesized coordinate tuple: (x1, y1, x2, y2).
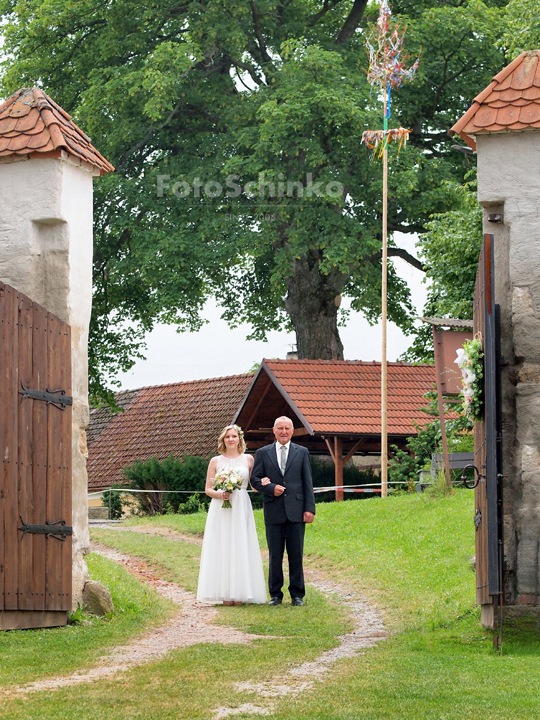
(244, 373, 273, 429)
(334, 436, 344, 502)
(433, 327, 452, 488)
(324, 437, 336, 463)
(293, 427, 310, 436)
(343, 438, 366, 465)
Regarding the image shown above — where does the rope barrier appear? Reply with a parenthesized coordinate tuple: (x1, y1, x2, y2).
(89, 483, 394, 498)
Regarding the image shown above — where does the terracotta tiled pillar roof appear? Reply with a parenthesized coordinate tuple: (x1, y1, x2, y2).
(451, 50, 540, 150)
(0, 87, 114, 174)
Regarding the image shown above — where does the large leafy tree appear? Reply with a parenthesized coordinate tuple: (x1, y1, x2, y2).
(0, 0, 507, 399)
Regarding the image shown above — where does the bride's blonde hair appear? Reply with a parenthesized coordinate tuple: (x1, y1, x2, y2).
(217, 424, 246, 454)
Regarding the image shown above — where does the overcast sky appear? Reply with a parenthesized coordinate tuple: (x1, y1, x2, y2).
(116, 233, 428, 390)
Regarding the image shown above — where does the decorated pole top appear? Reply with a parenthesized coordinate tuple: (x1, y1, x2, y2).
(362, 0, 420, 157)
(366, 0, 419, 96)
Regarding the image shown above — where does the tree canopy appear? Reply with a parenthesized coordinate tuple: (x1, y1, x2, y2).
(0, 0, 512, 400)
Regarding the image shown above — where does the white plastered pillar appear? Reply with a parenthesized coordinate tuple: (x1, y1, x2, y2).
(0, 154, 98, 606)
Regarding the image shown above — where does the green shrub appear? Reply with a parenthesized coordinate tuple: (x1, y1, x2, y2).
(179, 493, 205, 514)
(103, 488, 125, 519)
(123, 454, 208, 515)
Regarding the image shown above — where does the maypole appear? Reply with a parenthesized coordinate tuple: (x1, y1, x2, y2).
(361, 0, 419, 498)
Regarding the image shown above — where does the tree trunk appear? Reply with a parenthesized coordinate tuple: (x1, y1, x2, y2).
(284, 253, 347, 359)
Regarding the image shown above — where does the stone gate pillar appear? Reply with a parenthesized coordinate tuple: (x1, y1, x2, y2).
(0, 88, 114, 606)
(452, 51, 540, 621)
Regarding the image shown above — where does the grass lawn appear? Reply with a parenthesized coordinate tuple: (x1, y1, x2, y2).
(2, 490, 540, 719)
(0, 553, 174, 690)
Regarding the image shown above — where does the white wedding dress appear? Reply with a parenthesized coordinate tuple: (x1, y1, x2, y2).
(197, 454, 267, 603)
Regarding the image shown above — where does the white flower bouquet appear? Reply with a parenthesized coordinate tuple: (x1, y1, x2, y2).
(455, 336, 484, 422)
(213, 468, 243, 508)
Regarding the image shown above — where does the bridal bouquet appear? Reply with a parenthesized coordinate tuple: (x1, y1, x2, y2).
(213, 468, 243, 508)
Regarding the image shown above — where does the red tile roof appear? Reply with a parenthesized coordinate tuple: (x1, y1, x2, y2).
(87, 373, 253, 490)
(451, 51, 540, 150)
(0, 87, 114, 174)
(261, 359, 436, 435)
(87, 374, 253, 490)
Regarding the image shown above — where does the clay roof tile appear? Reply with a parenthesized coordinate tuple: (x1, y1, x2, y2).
(473, 105, 499, 128)
(499, 87, 524, 102)
(511, 54, 538, 89)
(0, 87, 114, 173)
(497, 104, 522, 126)
(13, 108, 41, 132)
(519, 103, 540, 124)
(0, 117, 18, 134)
(522, 86, 540, 100)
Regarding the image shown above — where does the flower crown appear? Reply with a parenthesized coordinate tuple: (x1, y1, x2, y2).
(225, 424, 244, 440)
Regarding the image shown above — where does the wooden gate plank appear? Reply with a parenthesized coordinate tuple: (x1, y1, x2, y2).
(32, 302, 49, 612)
(60, 323, 72, 610)
(0, 282, 6, 611)
(1, 283, 72, 627)
(17, 295, 34, 611)
(45, 313, 63, 612)
(3, 286, 19, 611)
(473, 242, 490, 605)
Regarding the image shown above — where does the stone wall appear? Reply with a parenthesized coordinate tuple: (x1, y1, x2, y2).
(0, 155, 96, 606)
(477, 130, 540, 607)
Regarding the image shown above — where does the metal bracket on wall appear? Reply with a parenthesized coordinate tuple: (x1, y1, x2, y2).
(18, 517, 73, 541)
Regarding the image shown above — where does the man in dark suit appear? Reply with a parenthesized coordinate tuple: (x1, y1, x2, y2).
(251, 416, 316, 606)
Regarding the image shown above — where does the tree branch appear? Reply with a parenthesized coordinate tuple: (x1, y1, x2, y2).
(115, 58, 226, 172)
(366, 247, 426, 272)
(308, 0, 344, 28)
(231, 59, 265, 86)
(388, 247, 425, 271)
(250, 1, 276, 69)
(335, 0, 368, 44)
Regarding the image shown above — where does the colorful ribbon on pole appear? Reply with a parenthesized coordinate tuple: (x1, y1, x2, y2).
(361, 0, 419, 156)
(361, 127, 411, 159)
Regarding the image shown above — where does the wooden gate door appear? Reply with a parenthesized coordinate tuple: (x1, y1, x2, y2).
(0, 282, 72, 630)
(472, 234, 502, 608)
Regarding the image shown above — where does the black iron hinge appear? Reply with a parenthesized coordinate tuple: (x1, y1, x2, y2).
(18, 517, 72, 541)
(19, 382, 72, 410)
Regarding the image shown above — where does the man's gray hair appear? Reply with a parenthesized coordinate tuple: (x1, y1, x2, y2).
(273, 415, 294, 428)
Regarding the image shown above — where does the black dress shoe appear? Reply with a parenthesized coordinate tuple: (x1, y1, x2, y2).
(268, 596, 282, 606)
(291, 597, 305, 606)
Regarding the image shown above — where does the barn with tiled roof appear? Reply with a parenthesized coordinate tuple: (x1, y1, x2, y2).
(87, 362, 436, 494)
(87, 374, 253, 491)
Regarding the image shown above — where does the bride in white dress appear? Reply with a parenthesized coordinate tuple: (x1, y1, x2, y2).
(197, 424, 267, 604)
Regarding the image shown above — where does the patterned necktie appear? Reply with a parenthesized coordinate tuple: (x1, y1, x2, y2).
(280, 444, 287, 474)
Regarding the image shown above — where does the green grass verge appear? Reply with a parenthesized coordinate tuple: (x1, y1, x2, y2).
(0, 553, 174, 690)
(2, 491, 540, 719)
(304, 489, 477, 629)
(91, 527, 203, 593)
(124, 489, 477, 629)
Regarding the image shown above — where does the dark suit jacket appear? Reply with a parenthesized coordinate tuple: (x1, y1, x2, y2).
(251, 442, 316, 525)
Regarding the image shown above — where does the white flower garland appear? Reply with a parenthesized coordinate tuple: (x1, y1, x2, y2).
(455, 335, 484, 422)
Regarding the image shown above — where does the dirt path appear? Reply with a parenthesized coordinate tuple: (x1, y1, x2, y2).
(90, 522, 204, 546)
(11, 526, 387, 713)
(214, 570, 387, 718)
(14, 543, 264, 695)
